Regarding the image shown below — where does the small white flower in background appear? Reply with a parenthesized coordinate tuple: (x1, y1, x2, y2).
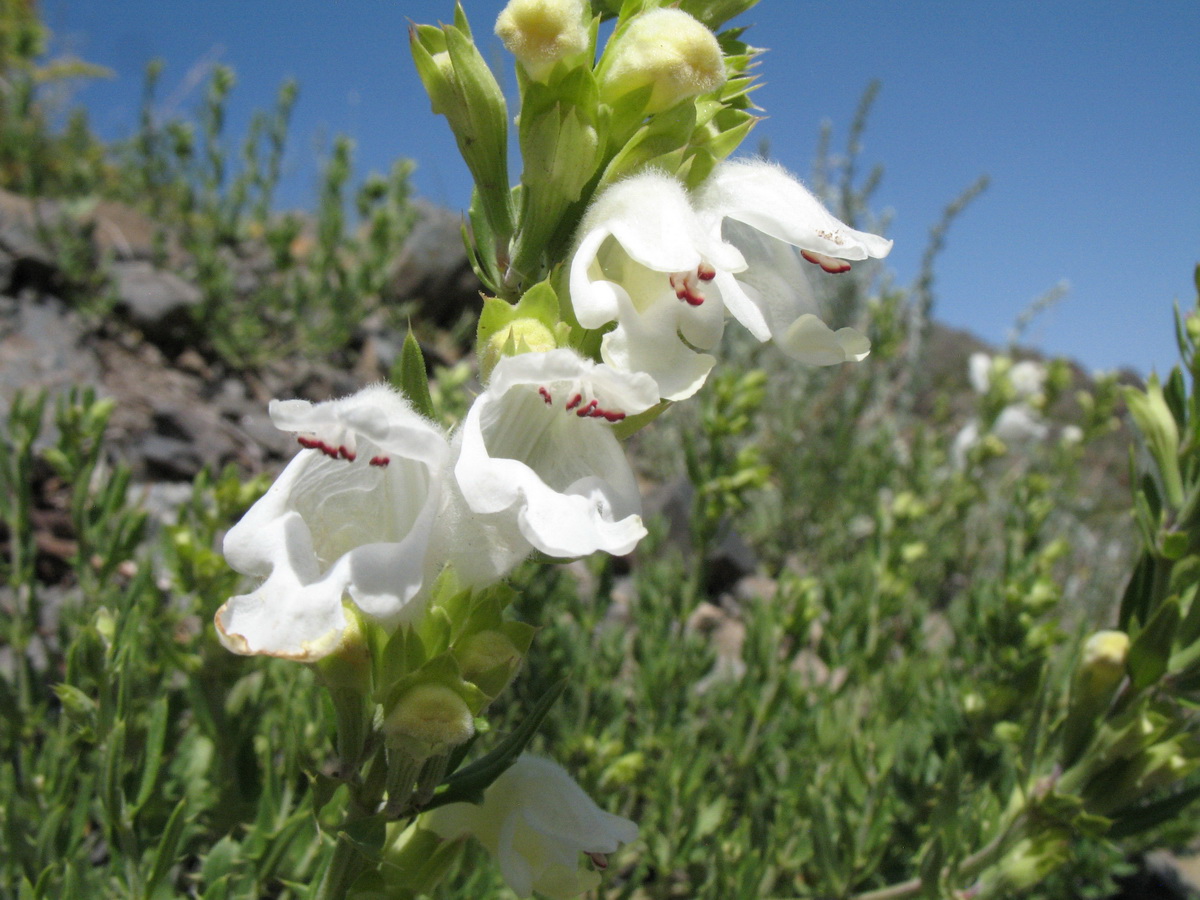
(216, 385, 448, 660)
(968, 352, 1047, 402)
(1061, 424, 1084, 446)
(993, 404, 1049, 445)
(1008, 359, 1047, 400)
(968, 352, 993, 394)
(696, 159, 892, 365)
(954, 354, 1051, 468)
(454, 348, 658, 559)
(426, 754, 637, 899)
(570, 170, 746, 400)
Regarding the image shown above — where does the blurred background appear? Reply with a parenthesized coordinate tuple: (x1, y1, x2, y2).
(46, 0, 1200, 377)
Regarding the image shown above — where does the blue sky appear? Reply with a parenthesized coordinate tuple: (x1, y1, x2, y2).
(47, 1, 1200, 376)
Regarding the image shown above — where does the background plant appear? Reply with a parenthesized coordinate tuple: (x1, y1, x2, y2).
(2, 1, 1199, 898)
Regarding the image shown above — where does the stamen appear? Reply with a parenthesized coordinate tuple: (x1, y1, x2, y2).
(586, 852, 609, 870)
(669, 270, 706, 306)
(801, 249, 852, 274)
(297, 435, 350, 460)
(566, 393, 583, 411)
(576, 399, 599, 417)
(369, 456, 390, 467)
(538, 386, 553, 405)
(697, 262, 716, 281)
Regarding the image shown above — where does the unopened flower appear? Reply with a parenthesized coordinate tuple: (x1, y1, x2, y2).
(216, 385, 447, 660)
(454, 349, 658, 558)
(495, 0, 591, 81)
(384, 683, 476, 760)
(426, 755, 637, 899)
(697, 159, 892, 365)
(569, 170, 745, 400)
(600, 8, 725, 114)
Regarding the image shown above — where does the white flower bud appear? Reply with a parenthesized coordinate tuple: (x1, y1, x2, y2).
(600, 9, 725, 114)
(495, 0, 591, 81)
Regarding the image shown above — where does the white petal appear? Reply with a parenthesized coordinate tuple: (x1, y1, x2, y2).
(600, 291, 717, 402)
(219, 386, 449, 658)
(780, 315, 871, 365)
(454, 351, 653, 559)
(425, 755, 637, 900)
(699, 159, 893, 261)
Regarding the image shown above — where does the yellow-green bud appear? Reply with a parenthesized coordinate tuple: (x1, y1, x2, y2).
(480, 317, 558, 379)
(1080, 630, 1129, 689)
(314, 605, 373, 694)
(600, 9, 726, 115)
(1187, 312, 1200, 344)
(458, 629, 522, 685)
(495, 0, 590, 81)
(384, 684, 475, 760)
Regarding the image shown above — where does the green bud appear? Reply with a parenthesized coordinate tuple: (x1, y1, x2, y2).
(1059, 630, 1130, 767)
(495, 0, 591, 82)
(1124, 375, 1184, 508)
(1187, 312, 1200, 344)
(410, 12, 513, 247)
(383, 823, 466, 898)
(384, 683, 475, 760)
(456, 629, 525, 699)
(599, 8, 726, 116)
(480, 317, 558, 379)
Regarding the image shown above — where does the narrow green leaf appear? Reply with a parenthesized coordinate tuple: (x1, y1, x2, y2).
(395, 331, 435, 420)
(134, 695, 171, 813)
(1107, 782, 1200, 838)
(102, 718, 128, 821)
(146, 797, 189, 894)
(1129, 597, 1181, 688)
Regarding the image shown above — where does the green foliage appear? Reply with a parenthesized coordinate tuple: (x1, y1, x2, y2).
(0, 391, 333, 898)
(113, 65, 418, 365)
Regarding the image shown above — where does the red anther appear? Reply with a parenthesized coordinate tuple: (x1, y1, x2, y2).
(801, 249, 852, 274)
(566, 393, 583, 411)
(586, 852, 609, 870)
(338, 446, 356, 461)
(369, 455, 390, 467)
(603, 410, 626, 422)
(576, 399, 599, 417)
(538, 386, 553, 405)
(297, 435, 321, 450)
(670, 271, 706, 306)
(697, 262, 716, 281)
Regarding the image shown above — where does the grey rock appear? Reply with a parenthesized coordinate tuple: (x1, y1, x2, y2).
(386, 200, 482, 328)
(110, 260, 203, 347)
(0, 291, 103, 422)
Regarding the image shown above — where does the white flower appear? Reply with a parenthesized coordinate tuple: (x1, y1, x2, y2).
(993, 404, 1049, 445)
(455, 349, 657, 559)
(1008, 359, 1047, 401)
(697, 159, 892, 365)
(970, 352, 1048, 402)
(569, 170, 745, 400)
(216, 385, 448, 660)
(968, 352, 993, 394)
(426, 755, 637, 899)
